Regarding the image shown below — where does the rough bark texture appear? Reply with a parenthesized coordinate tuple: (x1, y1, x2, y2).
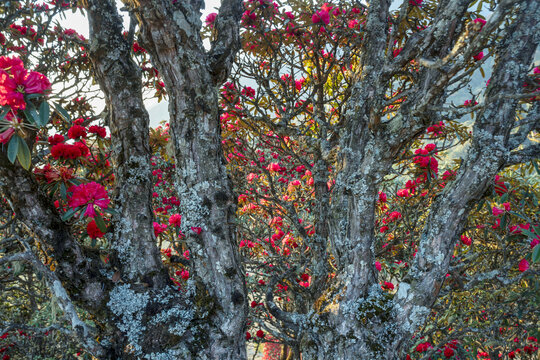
(298, 1, 540, 359)
(87, 0, 167, 288)
(84, 0, 247, 358)
(130, 0, 248, 358)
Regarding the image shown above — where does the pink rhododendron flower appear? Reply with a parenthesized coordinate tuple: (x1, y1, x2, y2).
(0, 112, 22, 144)
(68, 182, 110, 217)
(191, 226, 202, 234)
(473, 18, 487, 29)
(375, 261, 382, 271)
(312, 10, 329, 25)
(153, 222, 167, 237)
(397, 188, 410, 197)
(473, 51, 484, 61)
(0, 56, 50, 110)
(168, 213, 182, 227)
(205, 12, 217, 27)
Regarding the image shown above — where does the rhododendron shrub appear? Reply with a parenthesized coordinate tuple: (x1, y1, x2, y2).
(0, 0, 539, 359)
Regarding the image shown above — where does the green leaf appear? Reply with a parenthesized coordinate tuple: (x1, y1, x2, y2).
(25, 93, 44, 100)
(53, 103, 71, 123)
(102, 207, 118, 216)
(0, 107, 9, 120)
(61, 208, 78, 221)
(521, 228, 538, 239)
(533, 160, 540, 176)
(500, 191, 509, 203)
(532, 245, 540, 263)
(39, 101, 50, 127)
(501, 213, 508, 229)
(7, 135, 20, 164)
(94, 213, 107, 233)
(476, 199, 485, 211)
(16, 137, 32, 170)
(24, 101, 40, 125)
(60, 182, 67, 200)
(508, 211, 527, 221)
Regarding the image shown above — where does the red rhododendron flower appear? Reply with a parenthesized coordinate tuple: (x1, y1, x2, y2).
(88, 125, 106, 138)
(256, 329, 264, 338)
(492, 206, 504, 216)
(68, 125, 87, 139)
(518, 259, 529, 272)
(50, 143, 83, 159)
(74, 141, 89, 157)
(397, 188, 410, 197)
(444, 346, 455, 358)
(375, 261, 382, 271)
(409, 0, 423, 6)
(179, 269, 189, 280)
(494, 175, 507, 195)
(68, 182, 110, 217)
(48, 134, 65, 145)
(416, 341, 432, 352)
(87, 220, 105, 238)
(464, 99, 478, 107)
(460, 235, 472, 246)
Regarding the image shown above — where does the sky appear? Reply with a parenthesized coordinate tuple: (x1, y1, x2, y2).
(62, 1, 221, 127)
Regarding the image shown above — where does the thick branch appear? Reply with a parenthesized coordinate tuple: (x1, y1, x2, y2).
(392, 1, 540, 354)
(0, 156, 109, 313)
(506, 142, 540, 167)
(87, 0, 167, 285)
(207, 0, 243, 84)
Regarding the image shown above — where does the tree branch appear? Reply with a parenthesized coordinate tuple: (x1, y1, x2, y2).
(207, 0, 243, 85)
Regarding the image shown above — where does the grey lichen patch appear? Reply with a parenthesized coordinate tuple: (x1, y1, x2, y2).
(111, 216, 134, 264)
(341, 284, 393, 325)
(123, 154, 152, 185)
(107, 284, 150, 355)
(151, 304, 195, 337)
(175, 180, 210, 234)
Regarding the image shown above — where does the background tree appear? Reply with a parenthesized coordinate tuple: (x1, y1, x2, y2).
(0, 0, 539, 360)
